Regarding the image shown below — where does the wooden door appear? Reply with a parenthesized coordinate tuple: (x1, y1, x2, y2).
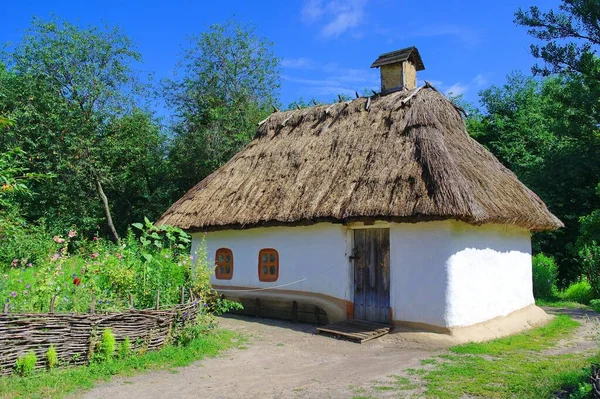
(353, 228, 390, 323)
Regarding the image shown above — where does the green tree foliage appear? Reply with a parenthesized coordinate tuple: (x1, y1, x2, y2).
(515, 0, 599, 76)
(468, 1, 600, 283)
(0, 18, 169, 238)
(163, 19, 280, 195)
(470, 72, 600, 283)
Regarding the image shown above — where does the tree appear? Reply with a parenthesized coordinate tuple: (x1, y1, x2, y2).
(1, 17, 166, 240)
(515, 0, 599, 76)
(164, 19, 280, 195)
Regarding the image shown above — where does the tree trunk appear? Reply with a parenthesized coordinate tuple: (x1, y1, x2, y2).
(94, 175, 119, 242)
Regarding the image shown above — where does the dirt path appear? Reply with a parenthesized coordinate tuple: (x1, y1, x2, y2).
(79, 315, 444, 399)
(78, 308, 598, 399)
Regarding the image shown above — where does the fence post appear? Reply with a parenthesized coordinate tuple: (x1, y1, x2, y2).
(155, 290, 160, 310)
(181, 286, 185, 305)
(3, 301, 8, 314)
(129, 294, 134, 309)
(49, 295, 57, 314)
(89, 298, 96, 314)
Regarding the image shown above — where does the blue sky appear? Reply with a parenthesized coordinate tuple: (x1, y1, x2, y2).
(4, 0, 560, 109)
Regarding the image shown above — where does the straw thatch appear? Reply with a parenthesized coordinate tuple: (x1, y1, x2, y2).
(159, 86, 562, 232)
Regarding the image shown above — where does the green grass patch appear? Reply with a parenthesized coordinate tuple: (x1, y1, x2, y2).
(417, 316, 597, 398)
(536, 298, 590, 309)
(420, 358, 438, 365)
(0, 329, 241, 399)
(450, 315, 579, 356)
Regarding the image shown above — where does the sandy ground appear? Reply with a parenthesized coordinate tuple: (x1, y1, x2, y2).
(78, 315, 445, 399)
(78, 308, 598, 399)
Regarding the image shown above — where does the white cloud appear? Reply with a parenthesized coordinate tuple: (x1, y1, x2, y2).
(375, 23, 482, 46)
(301, 0, 368, 38)
(445, 82, 468, 96)
(301, 0, 325, 23)
(283, 60, 379, 98)
(444, 74, 489, 97)
(281, 57, 316, 69)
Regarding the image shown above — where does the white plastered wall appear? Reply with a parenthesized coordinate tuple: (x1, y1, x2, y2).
(192, 220, 533, 329)
(191, 223, 353, 302)
(390, 220, 533, 328)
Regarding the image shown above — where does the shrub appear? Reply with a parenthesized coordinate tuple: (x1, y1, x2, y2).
(94, 329, 116, 363)
(45, 345, 58, 369)
(532, 253, 558, 299)
(561, 279, 594, 304)
(15, 350, 37, 376)
(589, 299, 600, 313)
(117, 337, 131, 359)
(579, 242, 600, 299)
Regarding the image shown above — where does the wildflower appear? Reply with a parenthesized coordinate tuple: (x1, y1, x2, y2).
(73, 277, 81, 286)
(11, 258, 18, 267)
(2, 274, 8, 280)
(52, 254, 60, 261)
(91, 253, 99, 259)
(68, 230, 77, 238)
(9, 291, 17, 298)
(93, 237, 98, 241)
(53, 236, 65, 244)
(117, 254, 123, 259)
(1, 183, 12, 191)
(27, 263, 32, 268)
(23, 290, 29, 295)
(25, 284, 30, 289)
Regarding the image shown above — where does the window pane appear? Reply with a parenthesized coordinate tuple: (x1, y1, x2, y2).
(270, 253, 276, 263)
(262, 254, 268, 263)
(225, 266, 231, 274)
(262, 266, 268, 275)
(226, 255, 231, 262)
(219, 266, 224, 274)
(270, 266, 276, 275)
(219, 254, 224, 262)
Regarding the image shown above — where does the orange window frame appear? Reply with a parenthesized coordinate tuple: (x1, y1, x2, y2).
(215, 248, 233, 280)
(258, 248, 279, 282)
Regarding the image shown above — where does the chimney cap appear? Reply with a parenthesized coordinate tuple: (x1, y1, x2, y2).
(370, 46, 425, 71)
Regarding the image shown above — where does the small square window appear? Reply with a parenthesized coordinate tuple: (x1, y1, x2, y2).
(258, 249, 279, 282)
(215, 248, 233, 280)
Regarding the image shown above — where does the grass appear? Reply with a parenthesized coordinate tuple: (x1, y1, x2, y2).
(420, 316, 596, 398)
(536, 298, 590, 309)
(450, 315, 579, 355)
(0, 329, 242, 399)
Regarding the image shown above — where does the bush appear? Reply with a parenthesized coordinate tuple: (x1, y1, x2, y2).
(45, 345, 58, 369)
(579, 242, 600, 299)
(117, 337, 131, 359)
(560, 279, 594, 304)
(532, 253, 558, 299)
(94, 329, 116, 363)
(15, 350, 37, 376)
(589, 299, 600, 313)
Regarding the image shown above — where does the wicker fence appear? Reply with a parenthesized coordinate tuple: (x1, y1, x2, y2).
(0, 299, 200, 375)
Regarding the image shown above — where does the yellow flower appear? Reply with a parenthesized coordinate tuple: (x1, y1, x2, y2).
(1, 184, 12, 192)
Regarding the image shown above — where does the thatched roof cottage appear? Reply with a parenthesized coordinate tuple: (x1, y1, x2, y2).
(160, 47, 561, 338)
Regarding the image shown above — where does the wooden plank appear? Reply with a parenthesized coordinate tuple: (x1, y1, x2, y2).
(317, 319, 390, 343)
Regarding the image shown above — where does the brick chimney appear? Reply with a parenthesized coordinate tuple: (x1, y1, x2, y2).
(370, 46, 425, 93)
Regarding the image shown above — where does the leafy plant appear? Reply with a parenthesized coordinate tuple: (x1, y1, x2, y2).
(45, 345, 58, 369)
(117, 337, 131, 359)
(15, 350, 37, 376)
(94, 329, 116, 363)
(560, 279, 594, 304)
(532, 253, 558, 299)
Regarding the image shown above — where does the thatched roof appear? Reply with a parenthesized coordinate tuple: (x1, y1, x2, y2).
(159, 86, 562, 232)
